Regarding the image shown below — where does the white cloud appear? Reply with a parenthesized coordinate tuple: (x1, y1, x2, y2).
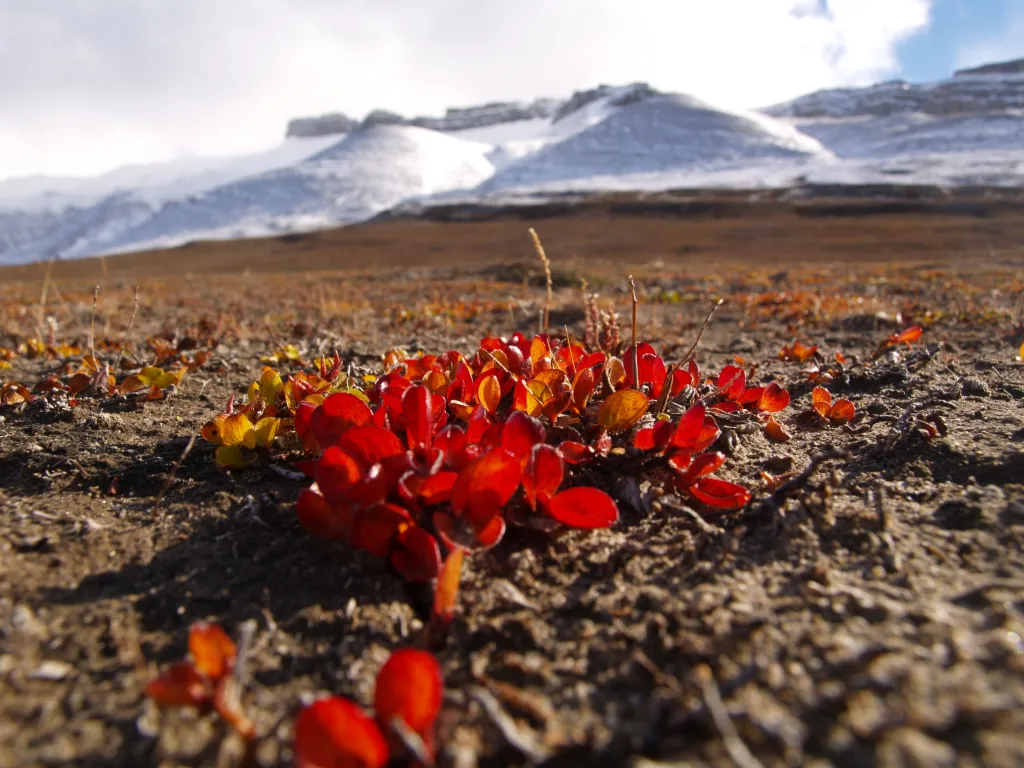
(0, 0, 932, 180)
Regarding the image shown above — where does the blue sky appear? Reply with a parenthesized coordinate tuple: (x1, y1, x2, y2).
(899, 0, 1023, 80)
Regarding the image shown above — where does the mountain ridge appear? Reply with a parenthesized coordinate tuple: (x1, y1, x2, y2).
(1, 56, 1022, 266)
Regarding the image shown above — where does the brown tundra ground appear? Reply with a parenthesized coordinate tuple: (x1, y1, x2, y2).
(1, 188, 1023, 767)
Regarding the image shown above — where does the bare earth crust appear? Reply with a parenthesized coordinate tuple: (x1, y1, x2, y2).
(1, 192, 1023, 767)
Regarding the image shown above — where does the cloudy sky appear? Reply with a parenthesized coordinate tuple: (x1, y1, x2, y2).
(0, 0, 1019, 180)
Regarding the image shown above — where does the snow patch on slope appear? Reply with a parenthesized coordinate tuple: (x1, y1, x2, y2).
(90, 125, 493, 256)
(0, 136, 341, 213)
(478, 94, 829, 193)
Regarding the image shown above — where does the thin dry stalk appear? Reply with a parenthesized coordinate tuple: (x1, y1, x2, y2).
(693, 664, 765, 768)
(153, 435, 197, 509)
(681, 298, 724, 364)
(88, 285, 99, 363)
(528, 228, 552, 332)
(114, 286, 140, 371)
(628, 275, 639, 389)
(36, 258, 55, 336)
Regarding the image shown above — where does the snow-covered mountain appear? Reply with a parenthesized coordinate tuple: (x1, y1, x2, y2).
(2, 59, 1023, 265)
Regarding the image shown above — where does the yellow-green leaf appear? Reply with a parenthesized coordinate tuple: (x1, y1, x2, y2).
(215, 445, 256, 469)
(253, 416, 280, 449)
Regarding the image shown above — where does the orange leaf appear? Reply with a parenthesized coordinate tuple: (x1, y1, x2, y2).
(541, 390, 572, 422)
(529, 336, 549, 368)
(890, 325, 923, 345)
(757, 382, 790, 413)
(533, 368, 567, 392)
(605, 357, 626, 387)
(829, 399, 856, 423)
(597, 389, 649, 432)
(374, 649, 444, 736)
(293, 697, 389, 768)
(189, 622, 236, 681)
(811, 386, 832, 407)
(513, 379, 551, 417)
(220, 413, 256, 449)
(477, 375, 501, 414)
(432, 547, 464, 627)
(764, 415, 791, 442)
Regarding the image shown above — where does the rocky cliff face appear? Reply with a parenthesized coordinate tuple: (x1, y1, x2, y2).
(408, 98, 561, 131)
(286, 98, 563, 138)
(955, 58, 1024, 77)
(286, 113, 359, 138)
(552, 82, 659, 123)
(765, 57, 1024, 119)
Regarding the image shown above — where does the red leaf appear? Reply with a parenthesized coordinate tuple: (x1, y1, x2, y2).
(402, 385, 437, 450)
(522, 444, 564, 510)
(544, 487, 618, 529)
(557, 440, 594, 464)
(433, 425, 466, 465)
(711, 401, 742, 413)
(451, 449, 521, 525)
(554, 342, 587, 375)
(145, 662, 208, 709)
(687, 477, 751, 509)
(670, 367, 692, 397)
(667, 451, 692, 473)
(310, 393, 372, 447)
(337, 425, 405, 469)
(716, 365, 746, 401)
(691, 418, 722, 454)
(347, 456, 410, 508)
(315, 447, 363, 505)
(634, 419, 673, 452)
(500, 411, 546, 460)
(465, 406, 490, 445)
(623, 343, 657, 387)
(293, 696, 389, 768)
(398, 470, 458, 509)
(673, 451, 726, 488)
(571, 365, 598, 411)
(375, 649, 444, 735)
(350, 503, 412, 557)
(390, 527, 442, 582)
(297, 486, 355, 541)
(432, 511, 506, 551)
(294, 400, 317, 439)
(670, 402, 706, 449)
(638, 353, 668, 397)
(737, 386, 764, 406)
